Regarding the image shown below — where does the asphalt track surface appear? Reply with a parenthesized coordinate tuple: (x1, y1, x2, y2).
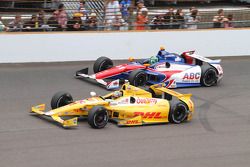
(0, 57, 250, 167)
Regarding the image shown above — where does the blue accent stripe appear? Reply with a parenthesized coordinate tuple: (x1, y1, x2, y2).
(175, 83, 201, 87)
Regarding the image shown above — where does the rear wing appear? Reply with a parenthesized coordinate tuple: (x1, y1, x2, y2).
(183, 51, 221, 64)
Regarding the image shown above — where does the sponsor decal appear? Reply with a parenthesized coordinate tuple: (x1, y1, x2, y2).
(214, 65, 223, 74)
(118, 98, 129, 105)
(166, 79, 175, 88)
(175, 56, 182, 62)
(155, 63, 165, 69)
(169, 83, 177, 88)
(136, 98, 157, 104)
(118, 66, 126, 70)
(79, 100, 86, 104)
(110, 101, 118, 106)
(86, 98, 96, 101)
(183, 72, 201, 80)
(134, 112, 162, 119)
(107, 80, 120, 89)
(126, 120, 140, 124)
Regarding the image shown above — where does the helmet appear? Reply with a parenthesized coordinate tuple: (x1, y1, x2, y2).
(128, 57, 135, 62)
(149, 56, 158, 64)
(160, 46, 165, 50)
(113, 91, 122, 98)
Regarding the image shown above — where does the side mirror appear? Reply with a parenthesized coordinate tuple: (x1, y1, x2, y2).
(165, 62, 170, 68)
(90, 92, 97, 97)
(143, 63, 151, 67)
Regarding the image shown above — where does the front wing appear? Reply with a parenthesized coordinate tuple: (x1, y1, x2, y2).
(30, 104, 78, 127)
(75, 68, 120, 90)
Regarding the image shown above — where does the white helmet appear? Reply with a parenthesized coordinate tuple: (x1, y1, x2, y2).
(113, 91, 122, 98)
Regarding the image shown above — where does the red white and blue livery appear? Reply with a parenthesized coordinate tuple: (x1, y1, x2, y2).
(75, 50, 223, 90)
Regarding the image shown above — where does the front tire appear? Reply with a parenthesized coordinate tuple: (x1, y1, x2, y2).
(128, 70, 147, 87)
(51, 92, 73, 109)
(93, 57, 113, 73)
(169, 101, 188, 124)
(201, 65, 218, 87)
(88, 106, 109, 129)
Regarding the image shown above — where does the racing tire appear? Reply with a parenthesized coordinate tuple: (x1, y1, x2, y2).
(201, 65, 218, 87)
(88, 106, 109, 129)
(169, 101, 188, 124)
(128, 70, 147, 87)
(93, 57, 113, 73)
(51, 92, 73, 109)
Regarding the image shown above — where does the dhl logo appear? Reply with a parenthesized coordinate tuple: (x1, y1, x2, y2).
(126, 120, 140, 124)
(134, 112, 162, 119)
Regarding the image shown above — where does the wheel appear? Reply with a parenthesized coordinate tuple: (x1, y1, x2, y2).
(128, 70, 147, 87)
(51, 91, 73, 109)
(169, 101, 188, 124)
(88, 106, 109, 129)
(201, 65, 218, 87)
(93, 57, 113, 73)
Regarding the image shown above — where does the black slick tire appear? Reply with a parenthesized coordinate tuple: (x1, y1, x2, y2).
(93, 57, 113, 73)
(201, 65, 218, 87)
(88, 106, 109, 129)
(51, 91, 73, 109)
(169, 101, 188, 124)
(128, 70, 147, 87)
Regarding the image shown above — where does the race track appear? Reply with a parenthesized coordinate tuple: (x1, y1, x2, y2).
(0, 57, 250, 167)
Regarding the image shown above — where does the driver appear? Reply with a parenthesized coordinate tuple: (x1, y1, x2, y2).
(157, 46, 170, 59)
(157, 46, 183, 62)
(111, 91, 122, 99)
(142, 46, 169, 65)
(149, 55, 159, 65)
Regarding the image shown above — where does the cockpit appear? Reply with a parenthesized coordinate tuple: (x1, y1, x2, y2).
(102, 82, 152, 101)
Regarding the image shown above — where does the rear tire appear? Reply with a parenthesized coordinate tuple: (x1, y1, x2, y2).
(201, 65, 218, 87)
(169, 101, 188, 124)
(128, 70, 147, 87)
(93, 57, 113, 73)
(51, 92, 73, 109)
(88, 106, 109, 129)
